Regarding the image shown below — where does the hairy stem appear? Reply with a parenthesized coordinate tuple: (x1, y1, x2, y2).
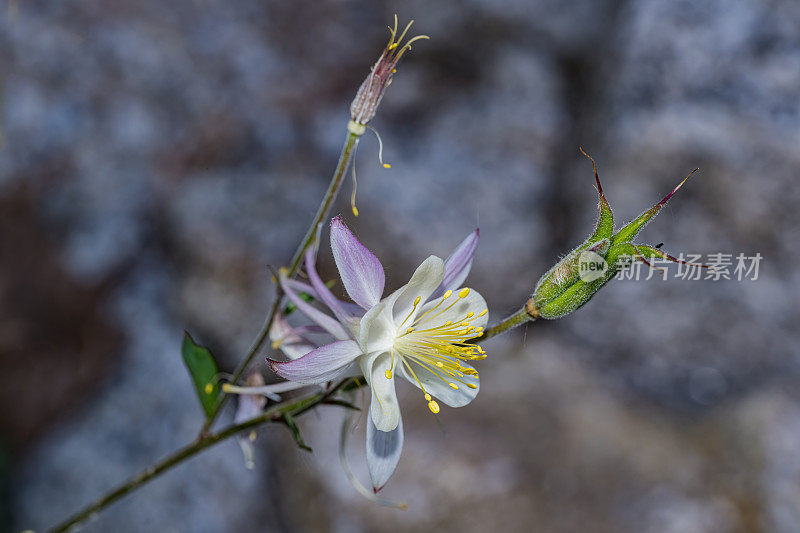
(51, 298, 537, 531)
(469, 298, 539, 343)
(200, 127, 362, 435)
(50, 381, 349, 533)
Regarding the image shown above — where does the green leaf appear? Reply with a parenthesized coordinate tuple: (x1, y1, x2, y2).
(282, 413, 313, 452)
(181, 332, 221, 418)
(322, 398, 361, 410)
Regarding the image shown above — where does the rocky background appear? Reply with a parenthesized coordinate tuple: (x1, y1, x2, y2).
(2, 0, 799, 531)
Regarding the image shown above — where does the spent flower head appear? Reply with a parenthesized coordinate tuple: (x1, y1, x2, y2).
(350, 15, 429, 127)
(532, 149, 702, 319)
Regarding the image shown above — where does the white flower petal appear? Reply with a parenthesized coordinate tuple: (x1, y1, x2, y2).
(357, 289, 401, 354)
(390, 255, 445, 326)
(366, 413, 404, 492)
(360, 352, 400, 431)
(398, 360, 479, 408)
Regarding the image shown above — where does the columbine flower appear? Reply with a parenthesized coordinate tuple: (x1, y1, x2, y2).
(269, 216, 487, 491)
(350, 15, 429, 127)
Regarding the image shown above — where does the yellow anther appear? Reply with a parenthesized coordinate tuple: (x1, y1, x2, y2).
(392, 68, 397, 73)
(436, 361, 444, 368)
(474, 327, 483, 333)
(428, 400, 440, 414)
(414, 296, 421, 305)
(467, 383, 478, 389)
(383, 163, 391, 169)
(448, 383, 459, 390)
(278, 267, 289, 277)
(424, 393, 432, 401)
(204, 383, 214, 394)
(352, 206, 359, 217)
(477, 309, 488, 317)
(466, 311, 474, 318)
(384, 369, 393, 380)
(444, 320, 452, 326)
(406, 327, 414, 334)
(395, 19, 414, 46)
(271, 340, 281, 350)
(221, 383, 233, 393)
(458, 288, 470, 299)
(443, 290, 453, 299)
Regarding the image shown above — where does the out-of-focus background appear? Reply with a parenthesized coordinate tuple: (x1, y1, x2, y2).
(2, 0, 799, 531)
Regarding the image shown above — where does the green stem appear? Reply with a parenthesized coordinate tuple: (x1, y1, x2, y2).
(469, 298, 539, 343)
(49, 298, 536, 531)
(199, 128, 362, 435)
(286, 128, 362, 275)
(49, 381, 349, 533)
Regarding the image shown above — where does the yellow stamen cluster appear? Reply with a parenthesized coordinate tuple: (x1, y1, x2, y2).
(389, 287, 487, 415)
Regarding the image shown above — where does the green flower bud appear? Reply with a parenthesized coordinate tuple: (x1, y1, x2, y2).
(532, 149, 701, 319)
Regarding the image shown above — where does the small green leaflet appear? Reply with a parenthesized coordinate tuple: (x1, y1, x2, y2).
(181, 332, 221, 418)
(282, 413, 312, 452)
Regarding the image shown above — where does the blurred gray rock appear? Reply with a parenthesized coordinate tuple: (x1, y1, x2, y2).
(2, 0, 799, 531)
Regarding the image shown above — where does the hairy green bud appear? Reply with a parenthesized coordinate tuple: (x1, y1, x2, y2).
(533, 149, 701, 319)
